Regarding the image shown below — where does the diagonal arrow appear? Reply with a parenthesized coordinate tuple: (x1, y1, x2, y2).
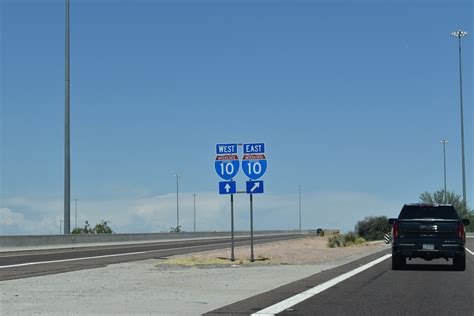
(224, 183, 231, 193)
(250, 182, 260, 192)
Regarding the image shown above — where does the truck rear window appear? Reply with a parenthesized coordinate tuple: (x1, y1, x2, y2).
(398, 205, 459, 220)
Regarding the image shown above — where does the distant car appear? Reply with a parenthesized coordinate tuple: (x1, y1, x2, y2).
(389, 203, 470, 270)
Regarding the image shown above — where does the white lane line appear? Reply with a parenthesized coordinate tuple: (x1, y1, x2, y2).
(466, 248, 474, 255)
(0, 240, 253, 269)
(251, 254, 392, 316)
(0, 251, 149, 269)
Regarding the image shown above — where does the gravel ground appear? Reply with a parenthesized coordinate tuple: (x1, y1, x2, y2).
(0, 236, 389, 316)
(159, 235, 387, 266)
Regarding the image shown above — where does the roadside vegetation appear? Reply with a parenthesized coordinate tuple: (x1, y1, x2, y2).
(419, 189, 474, 232)
(71, 220, 114, 234)
(170, 225, 182, 233)
(327, 232, 366, 248)
(355, 216, 390, 241)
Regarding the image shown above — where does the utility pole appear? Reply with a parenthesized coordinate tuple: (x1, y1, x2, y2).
(63, 0, 71, 235)
(440, 140, 448, 203)
(451, 30, 468, 207)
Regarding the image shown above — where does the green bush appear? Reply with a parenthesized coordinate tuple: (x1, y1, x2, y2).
(466, 214, 474, 233)
(355, 216, 390, 241)
(327, 233, 366, 248)
(71, 220, 113, 234)
(327, 234, 344, 248)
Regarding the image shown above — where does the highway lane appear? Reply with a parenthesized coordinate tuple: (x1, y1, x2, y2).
(207, 238, 474, 315)
(0, 233, 303, 281)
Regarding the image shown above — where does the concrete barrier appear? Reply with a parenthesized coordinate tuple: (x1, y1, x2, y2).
(0, 230, 309, 249)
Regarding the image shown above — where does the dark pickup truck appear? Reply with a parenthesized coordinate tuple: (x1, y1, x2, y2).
(389, 203, 470, 270)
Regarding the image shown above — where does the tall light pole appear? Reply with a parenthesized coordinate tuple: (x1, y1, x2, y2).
(440, 140, 448, 203)
(193, 193, 196, 232)
(63, 0, 71, 235)
(174, 174, 180, 231)
(75, 198, 78, 228)
(451, 30, 468, 207)
(298, 185, 302, 232)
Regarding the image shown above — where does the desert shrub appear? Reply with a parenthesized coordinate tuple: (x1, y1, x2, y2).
(327, 234, 344, 248)
(328, 232, 366, 248)
(355, 216, 390, 241)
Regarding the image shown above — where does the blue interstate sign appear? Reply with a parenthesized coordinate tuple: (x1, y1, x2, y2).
(219, 181, 236, 194)
(216, 143, 238, 154)
(215, 155, 240, 180)
(242, 154, 267, 180)
(246, 180, 264, 194)
(243, 143, 265, 154)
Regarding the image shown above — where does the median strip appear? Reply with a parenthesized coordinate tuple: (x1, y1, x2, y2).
(0, 242, 238, 269)
(251, 254, 392, 316)
(0, 236, 297, 269)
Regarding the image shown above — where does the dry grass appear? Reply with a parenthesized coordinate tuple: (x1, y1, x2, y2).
(156, 255, 277, 267)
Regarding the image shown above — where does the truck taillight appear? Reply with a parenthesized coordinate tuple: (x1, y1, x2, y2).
(458, 223, 465, 239)
(393, 222, 399, 240)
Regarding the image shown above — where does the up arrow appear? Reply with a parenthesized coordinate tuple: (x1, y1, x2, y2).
(251, 182, 260, 192)
(225, 183, 231, 193)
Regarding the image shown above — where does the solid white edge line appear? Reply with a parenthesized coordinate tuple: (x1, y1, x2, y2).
(0, 239, 261, 269)
(251, 254, 392, 316)
(466, 248, 474, 255)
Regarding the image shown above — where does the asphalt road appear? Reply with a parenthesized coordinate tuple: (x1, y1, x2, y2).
(206, 238, 474, 315)
(0, 233, 303, 281)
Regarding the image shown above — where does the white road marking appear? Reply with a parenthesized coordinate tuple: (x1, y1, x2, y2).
(466, 248, 474, 255)
(251, 254, 392, 316)
(0, 239, 264, 269)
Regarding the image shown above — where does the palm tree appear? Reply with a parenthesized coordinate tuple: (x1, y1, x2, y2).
(419, 190, 471, 218)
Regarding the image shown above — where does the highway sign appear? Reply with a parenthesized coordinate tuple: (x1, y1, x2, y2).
(216, 143, 238, 154)
(219, 181, 236, 194)
(215, 155, 240, 180)
(242, 154, 267, 180)
(246, 180, 264, 194)
(243, 143, 265, 154)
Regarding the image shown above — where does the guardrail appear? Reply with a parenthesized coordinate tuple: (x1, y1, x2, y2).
(0, 230, 311, 249)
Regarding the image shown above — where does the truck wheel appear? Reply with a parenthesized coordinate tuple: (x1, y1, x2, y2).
(392, 254, 405, 270)
(453, 255, 466, 271)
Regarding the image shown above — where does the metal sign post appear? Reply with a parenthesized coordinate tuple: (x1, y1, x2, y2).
(250, 193, 254, 262)
(230, 193, 235, 261)
(215, 142, 267, 263)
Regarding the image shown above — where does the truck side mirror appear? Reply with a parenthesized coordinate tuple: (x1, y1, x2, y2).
(388, 218, 396, 225)
(462, 219, 470, 226)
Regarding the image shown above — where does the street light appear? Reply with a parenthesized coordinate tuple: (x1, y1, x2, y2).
(64, 0, 71, 235)
(174, 174, 180, 231)
(193, 193, 196, 232)
(75, 198, 78, 229)
(451, 29, 468, 207)
(298, 185, 302, 232)
(440, 140, 448, 203)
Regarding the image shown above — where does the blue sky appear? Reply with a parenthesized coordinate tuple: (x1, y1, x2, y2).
(0, 0, 472, 235)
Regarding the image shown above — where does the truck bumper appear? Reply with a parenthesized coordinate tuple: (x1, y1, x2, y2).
(392, 242, 465, 260)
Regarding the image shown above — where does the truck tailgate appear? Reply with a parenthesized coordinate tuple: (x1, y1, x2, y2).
(398, 219, 458, 240)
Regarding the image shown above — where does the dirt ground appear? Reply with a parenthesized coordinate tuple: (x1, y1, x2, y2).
(160, 235, 389, 266)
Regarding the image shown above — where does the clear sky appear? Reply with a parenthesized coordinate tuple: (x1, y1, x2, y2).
(1, 0, 472, 235)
